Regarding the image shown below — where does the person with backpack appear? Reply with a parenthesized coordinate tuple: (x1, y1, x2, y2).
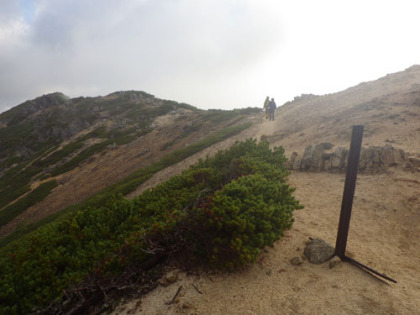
(268, 98, 277, 121)
(263, 96, 270, 119)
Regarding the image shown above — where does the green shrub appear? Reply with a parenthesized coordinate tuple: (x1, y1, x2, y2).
(0, 138, 302, 313)
(156, 140, 299, 269)
(191, 174, 296, 269)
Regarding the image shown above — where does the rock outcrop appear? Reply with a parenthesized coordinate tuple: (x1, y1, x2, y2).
(288, 143, 414, 174)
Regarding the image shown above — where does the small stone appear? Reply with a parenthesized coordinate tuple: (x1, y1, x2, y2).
(182, 302, 193, 309)
(304, 238, 335, 264)
(290, 257, 303, 266)
(329, 256, 342, 269)
(159, 270, 178, 286)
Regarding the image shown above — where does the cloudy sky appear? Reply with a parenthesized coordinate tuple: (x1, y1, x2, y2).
(1, 0, 420, 113)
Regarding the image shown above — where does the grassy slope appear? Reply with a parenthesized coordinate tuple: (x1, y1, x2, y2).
(0, 122, 252, 248)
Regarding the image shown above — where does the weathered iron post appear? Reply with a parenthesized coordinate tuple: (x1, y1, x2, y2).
(335, 125, 364, 258)
(334, 125, 396, 283)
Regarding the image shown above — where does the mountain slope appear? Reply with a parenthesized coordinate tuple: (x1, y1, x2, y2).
(266, 65, 420, 155)
(0, 92, 259, 239)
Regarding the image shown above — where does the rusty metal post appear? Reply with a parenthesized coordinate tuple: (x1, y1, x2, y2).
(333, 125, 396, 283)
(335, 125, 364, 259)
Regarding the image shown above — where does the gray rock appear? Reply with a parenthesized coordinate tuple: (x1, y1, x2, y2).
(288, 152, 298, 169)
(288, 143, 407, 174)
(159, 270, 178, 286)
(320, 142, 333, 150)
(304, 238, 335, 264)
(331, 147, 347, 169)
(329, 256, 341, 269)
(290, 257, 304, 266)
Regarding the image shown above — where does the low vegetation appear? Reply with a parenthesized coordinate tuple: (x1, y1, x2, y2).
(204, 108, 260, 123)
(0, 139, 302, 314)
(0, 93, 259, 233)
(0, 123, 252, 248)
(0, 180, 58, 227)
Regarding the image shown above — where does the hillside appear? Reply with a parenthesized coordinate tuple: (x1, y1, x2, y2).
(0, 92, 259, 240)
(112, 66, 420, 314)
(268, 65, 420, 154)
(0, 65, 419, 314)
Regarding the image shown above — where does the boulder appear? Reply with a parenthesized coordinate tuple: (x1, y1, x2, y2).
(304, 238, 335, 264)
(301, 144, 325, 170)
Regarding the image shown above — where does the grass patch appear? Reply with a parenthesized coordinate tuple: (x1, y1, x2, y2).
(0, 165, 39, 210)
(204, 107, 260, 123)
(49, 133, 138, 177)
(35, 141, 85, 169)
(0, 180, 58, 227)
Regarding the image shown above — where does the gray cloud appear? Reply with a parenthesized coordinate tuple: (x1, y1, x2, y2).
(0, 0, 19, 22)
(3, 1, 418, 114)
(0, 0, 282, 112)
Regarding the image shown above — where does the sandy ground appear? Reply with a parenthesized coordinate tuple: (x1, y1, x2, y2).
(113, 170, 419, 315)
(112, 112, 420, 314)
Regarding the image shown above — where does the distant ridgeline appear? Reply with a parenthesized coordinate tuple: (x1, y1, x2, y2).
(288, 143, 420, 174)
(0, 91, 184, 163)
(0, 91, 192, 225)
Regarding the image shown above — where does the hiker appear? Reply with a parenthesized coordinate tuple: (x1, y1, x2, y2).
(263, 96, 270, 119)
(268, 98, 277, 121)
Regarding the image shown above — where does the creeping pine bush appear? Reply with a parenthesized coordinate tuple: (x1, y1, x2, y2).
(0, 139, 302, 313)
(169, 140, 302, 269)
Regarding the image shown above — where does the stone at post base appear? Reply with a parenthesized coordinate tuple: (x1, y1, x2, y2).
(304, 238, 335, 264)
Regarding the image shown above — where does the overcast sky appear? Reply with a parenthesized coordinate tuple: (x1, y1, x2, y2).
(1, 0, 420, 113)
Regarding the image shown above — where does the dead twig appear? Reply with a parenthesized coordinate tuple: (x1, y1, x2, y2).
(191, 283, 203, 294)
(166, 285, 183, 305)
